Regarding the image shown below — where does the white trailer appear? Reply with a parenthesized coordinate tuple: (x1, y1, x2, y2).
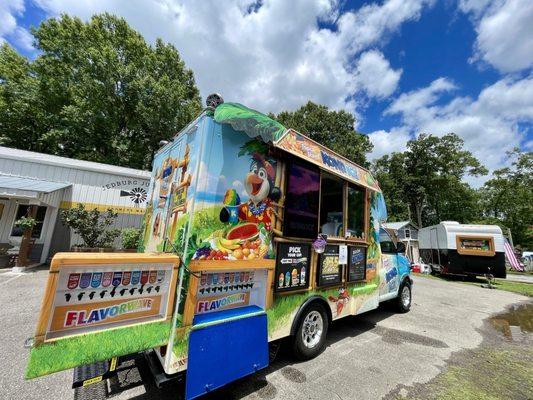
(419, 221, 506, 278)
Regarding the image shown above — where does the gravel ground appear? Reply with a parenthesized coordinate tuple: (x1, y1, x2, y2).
(1, 268, 530, 400)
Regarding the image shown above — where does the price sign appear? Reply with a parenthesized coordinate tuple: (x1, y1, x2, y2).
(347, 246, 367, 282)
(275, 243, 310, 292)
(318, 245, 342, 286)
(339, 245, 348, 264)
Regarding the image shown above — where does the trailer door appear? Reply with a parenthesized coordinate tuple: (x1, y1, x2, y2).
(430, 228, 440, 266)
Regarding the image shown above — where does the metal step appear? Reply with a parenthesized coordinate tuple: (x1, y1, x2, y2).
(72, 357, 119, 388)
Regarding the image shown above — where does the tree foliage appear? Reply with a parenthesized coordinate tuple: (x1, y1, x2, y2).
(60, 204, 120, 248)
(272, 101, 373, 167)
(372, 133, 487, 228)
(478, 150, 533, 249)
(0, 13, 201, 169)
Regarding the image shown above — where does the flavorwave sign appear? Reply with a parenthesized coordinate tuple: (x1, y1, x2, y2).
(64, 299, 153, 327)
(196, 292, 249, 314)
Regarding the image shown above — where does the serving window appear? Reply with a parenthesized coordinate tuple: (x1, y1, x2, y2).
(346, 184, 365, 239)
(283, 162, 320, 239)
(456, 236, 495, 257)
(319, 174, 344, 238)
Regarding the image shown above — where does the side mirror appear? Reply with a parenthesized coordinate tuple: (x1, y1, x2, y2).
(396, 242, 406, 253)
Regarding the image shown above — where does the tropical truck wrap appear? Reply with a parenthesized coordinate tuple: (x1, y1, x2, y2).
(26, 99, 412, 399)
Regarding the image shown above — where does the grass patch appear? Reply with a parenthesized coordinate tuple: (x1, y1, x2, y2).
(26, 320, 172, 379)
(413, 273, 533, 297)
(394, 345, 533, 400)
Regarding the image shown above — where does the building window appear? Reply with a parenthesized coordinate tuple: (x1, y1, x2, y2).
(11, 205, 47, 239)
(319, 173, 344, 237)
(283, 162, 320, 238)
(404, 228, 411, 239)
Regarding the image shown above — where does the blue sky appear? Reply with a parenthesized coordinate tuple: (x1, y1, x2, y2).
(1, 0, 532, 185)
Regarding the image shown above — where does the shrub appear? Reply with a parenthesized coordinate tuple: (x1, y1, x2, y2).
(122, 228, 141, 249)
(60, 204, 120, 248)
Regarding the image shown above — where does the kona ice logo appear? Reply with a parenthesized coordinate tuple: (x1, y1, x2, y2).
(196, 293, 246, 313)
(320, 151, 359, 181)
(64, 299, 153, 327)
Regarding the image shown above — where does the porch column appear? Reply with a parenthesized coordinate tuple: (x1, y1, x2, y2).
(16, 205, 37, 268)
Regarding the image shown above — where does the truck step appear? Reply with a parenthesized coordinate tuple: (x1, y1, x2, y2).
(72, 357, 119, 388)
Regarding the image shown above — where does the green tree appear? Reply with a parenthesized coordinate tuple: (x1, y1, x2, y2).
(0, 13, 201, 169)
(272, 101, 373, 167)
(478, 150, 533, 249)
(372, 133, 487, 228)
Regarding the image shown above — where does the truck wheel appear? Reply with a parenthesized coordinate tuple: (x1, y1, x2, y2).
(395, 281, 412, 313)
(292, 303, 328, 360)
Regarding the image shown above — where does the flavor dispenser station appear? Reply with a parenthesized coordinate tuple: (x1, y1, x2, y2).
(183, 259, 274, 399)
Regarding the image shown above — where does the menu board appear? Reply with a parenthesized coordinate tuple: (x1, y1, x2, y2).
(275, 243, 310, 292)
(318, 245, 342, 286)
(46, 261, 177, 340)
(347, 246, 366, 282)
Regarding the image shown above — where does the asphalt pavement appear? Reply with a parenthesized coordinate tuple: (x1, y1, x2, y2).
(0, 267, 530, 400)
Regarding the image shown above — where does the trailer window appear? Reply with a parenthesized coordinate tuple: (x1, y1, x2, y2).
(319, 174, 344, 237)
(347, 184, 365, 239)
(283, 162, 320, 238)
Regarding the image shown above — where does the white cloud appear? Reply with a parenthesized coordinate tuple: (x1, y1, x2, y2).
(0, 0, 24, 43)
(370, 76, 533, 186)
(355, 50, 402, 99)
(32, 0, 433, 114)
(460, 0, 533, 73)
(367, 127, 411, 159)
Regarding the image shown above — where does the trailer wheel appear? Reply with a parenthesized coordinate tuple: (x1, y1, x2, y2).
(395, 281, 412, 313)
(292, 302, 328, 360)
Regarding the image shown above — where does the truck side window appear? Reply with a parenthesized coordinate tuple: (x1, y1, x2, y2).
(283, 162, 320, 238)
(379, 229, 397, 254)
(319, 173, 344, 237)
(346, 184, 365, 238)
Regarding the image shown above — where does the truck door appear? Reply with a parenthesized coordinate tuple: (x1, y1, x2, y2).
(430, 228, 440, 267)
(378, 229, 401, 300)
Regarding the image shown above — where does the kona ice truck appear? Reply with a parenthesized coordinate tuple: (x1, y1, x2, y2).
(26, 95, 412, 399)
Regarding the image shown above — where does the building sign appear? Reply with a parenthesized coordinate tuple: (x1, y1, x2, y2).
(456, 236, 495, 257)
(275, 243, 310, 292)
(347, 246, 366, 282)
(318, 245, 342, 286)
(275, 129, 380, 191)
(37, 255, 179, 341)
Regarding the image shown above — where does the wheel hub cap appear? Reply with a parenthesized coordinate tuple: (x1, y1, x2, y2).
(401, 286, 411, 308)
(302, 310, 323, 349)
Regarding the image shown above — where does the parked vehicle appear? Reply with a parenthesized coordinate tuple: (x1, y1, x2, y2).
(419, 221, 505, 278)
(26, 97, 412, 399)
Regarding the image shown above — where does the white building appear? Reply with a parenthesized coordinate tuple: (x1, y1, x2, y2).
(0, 146, 150, 265)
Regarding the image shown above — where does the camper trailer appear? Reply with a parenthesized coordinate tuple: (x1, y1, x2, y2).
(26, 97, 412, 399)
(419, 221, 505, 278)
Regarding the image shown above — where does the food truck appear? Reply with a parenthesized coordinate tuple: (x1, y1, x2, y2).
(419, 221, 506, 278)
(25, 95, 412, 399)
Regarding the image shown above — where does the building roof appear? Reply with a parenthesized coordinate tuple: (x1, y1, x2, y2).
(0, 174, 71, 194)
(382, 221, 417, 231)
(0, 146, 151, 179)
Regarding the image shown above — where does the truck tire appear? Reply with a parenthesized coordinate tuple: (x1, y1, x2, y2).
(395, 281, 412, 313)
(292, 302, 328, 360)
